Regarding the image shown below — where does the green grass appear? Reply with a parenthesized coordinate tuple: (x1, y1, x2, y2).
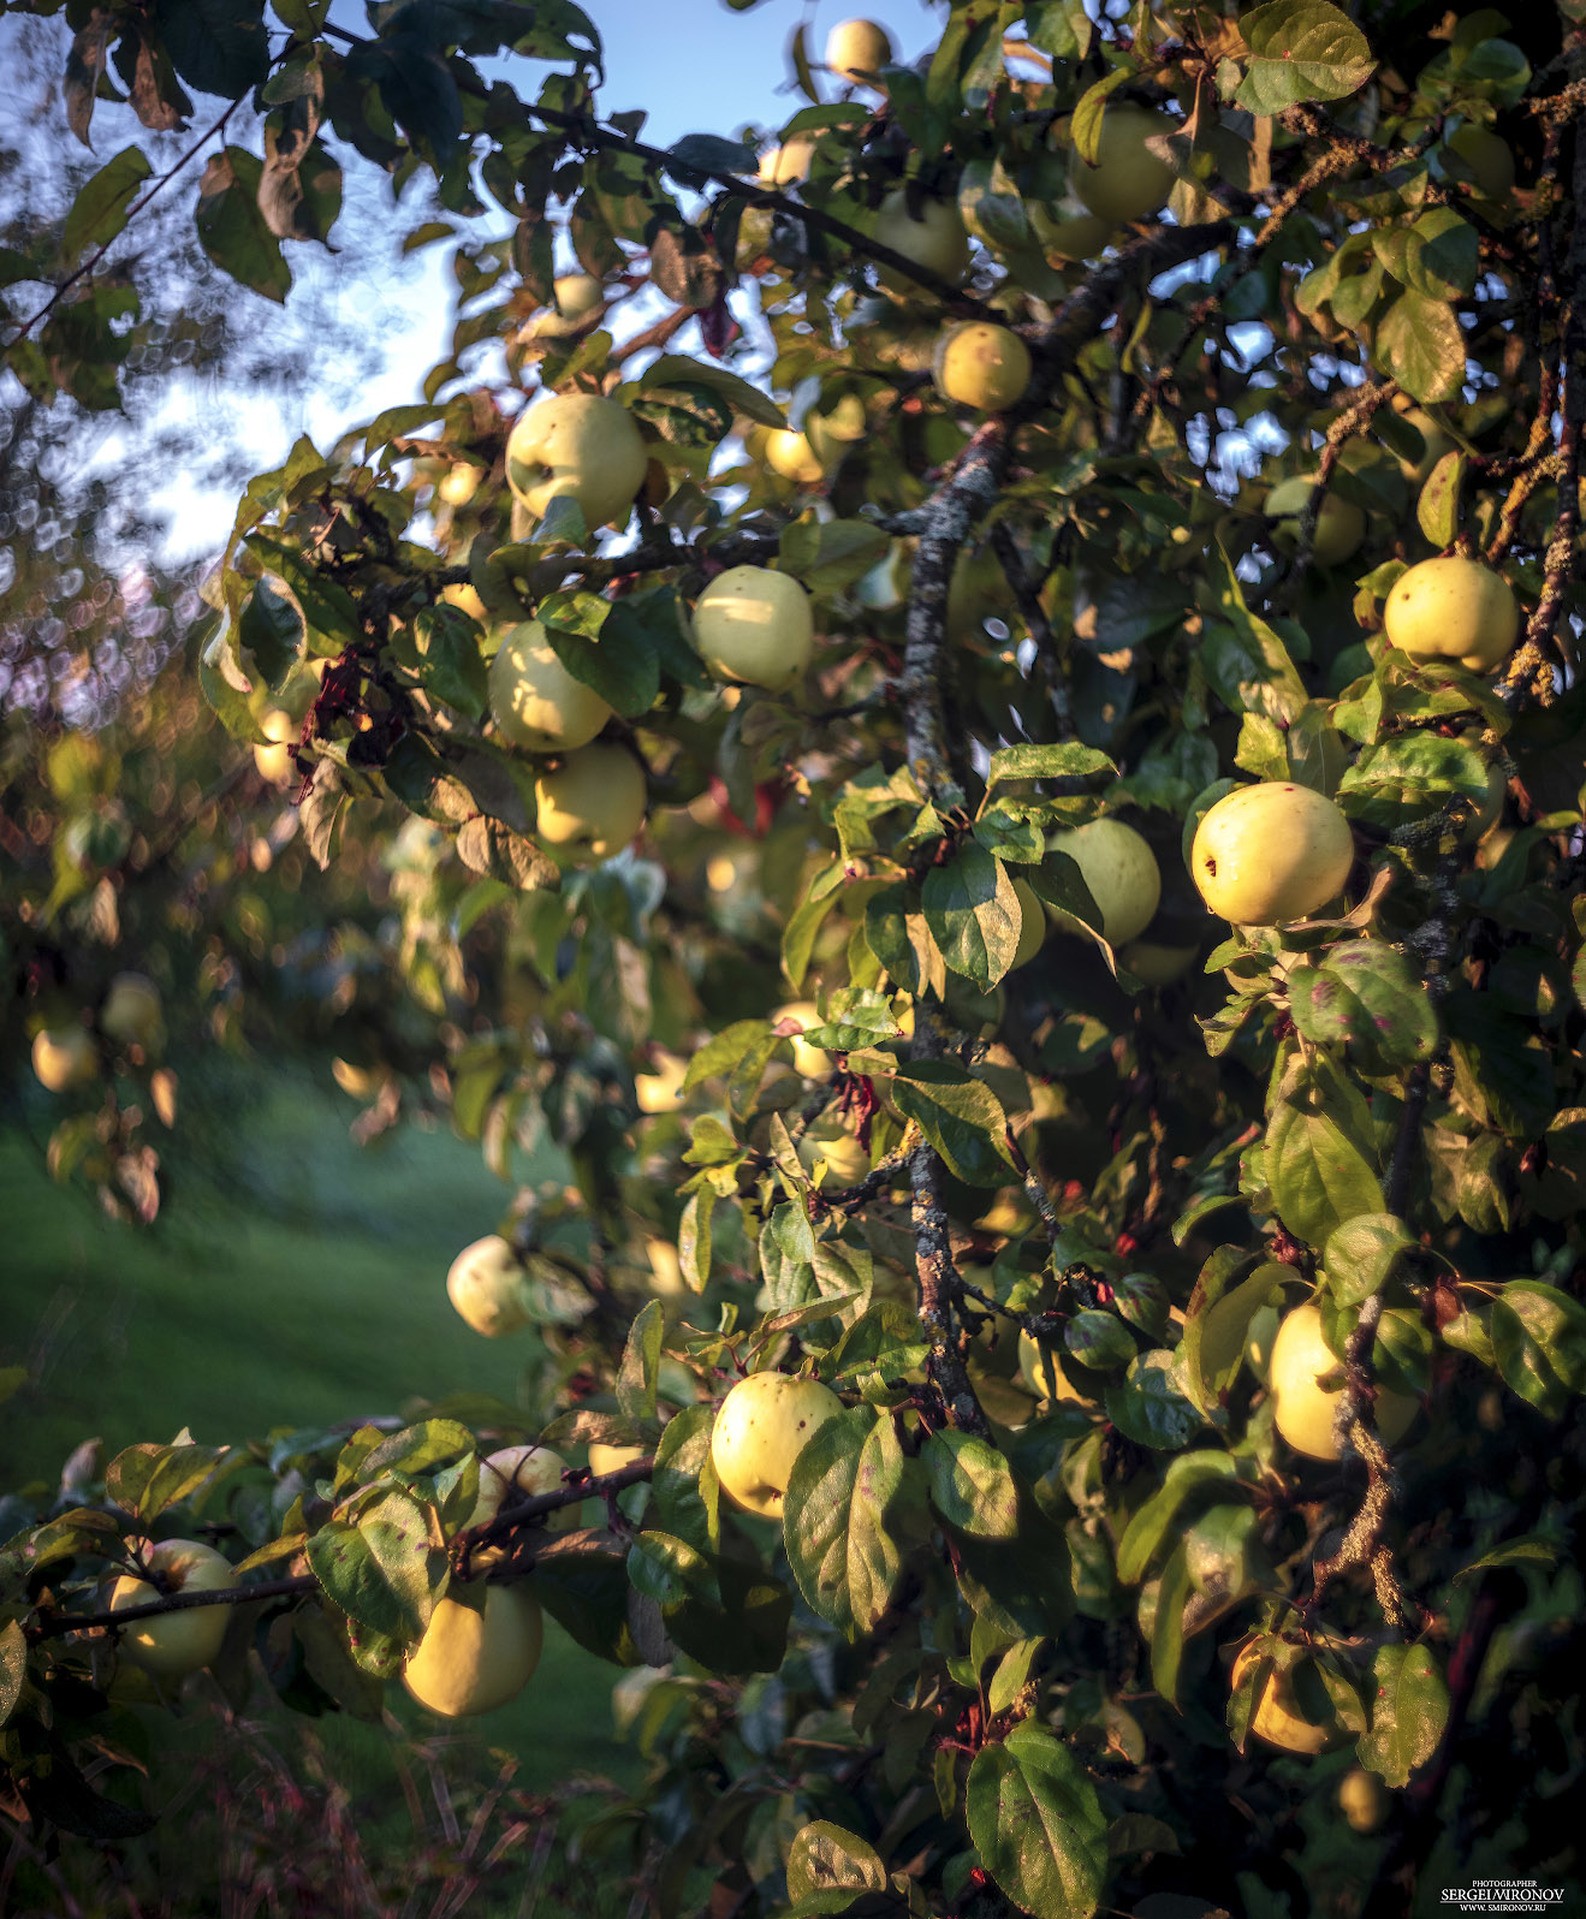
(0, 1059, 643, 1798)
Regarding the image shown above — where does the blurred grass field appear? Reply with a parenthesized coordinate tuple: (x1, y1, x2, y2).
(0, 1057, 643, 1803)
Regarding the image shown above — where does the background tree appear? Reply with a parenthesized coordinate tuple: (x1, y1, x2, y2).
(3, 2, 1586, 1915)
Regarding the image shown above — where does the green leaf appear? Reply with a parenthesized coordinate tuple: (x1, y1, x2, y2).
(985, 743, 1114, 791)
(1235, 0, 1374, 113)
(1338, 733, 1488, 831)
(650, 1404, 719, 1556)
(1374, 207, 1479, 302)
(925, 1431, 1020, 1540)
(238, 575, 306, 687)
(410, 604, 488, 719)
(779, 517, 890, 595)
(1374, 289, 1467, 405)
(1064, 1310, 1136, 1372)
(0, 1619, 27, 1728)
(1104, 1352, 1202, 1451)
(63, 146, 154, 261)
(1323, 1214, 1414, 1309)
(155, 0, 270, 97)
(1491, 1281, 1586, 1419)
(1358, 1644, 1449, 1788)
(307, 1490, 449, 1639)
(639, 353, 786, 430)
(1287, 942, 1440, 1075)
(785, 1821, 889, 1917)
(105, 1441, 226, 1523)
(1070, 67, 1136, 165)
(195, 147, 291, 304)
(616, 1298, 664, 1423)
(889, 1062, 1016, 1187)
(783, 1408, 908, 1638)
(1417, 449, 1468, 548)
(1116, 1452, 1244, 1584)
(923, 842, 1021, 989)
(966, 1720, 1108, 1919)
(1201, 545, 1308, 724)
(540, 590, 660, 718)
(1266, 1081, 1385, 1248)
(455, 816, 558, 891)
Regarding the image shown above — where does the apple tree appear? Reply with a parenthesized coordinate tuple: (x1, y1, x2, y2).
(5, 1, 1586, 1913)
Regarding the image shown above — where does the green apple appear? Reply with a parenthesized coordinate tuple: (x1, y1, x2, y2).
(1117, 939, 1198, 986)
(253, 707, 298, 786)
(1386, 397, 1456, 484)
(522, 273, 605, 340)
(759, 137, 815, 187)
(710, 1372, 844, 1518)
(505, 393, 649, 532)
(1383, 555, 1519, 673)
(1048, 817, 1162, 946)
(109, 1539, 238, 1679)
(446, 1234, 533, 1339)
(1068, 103, 1175, 226)
(1262, 477, 1366, 568)
(691, 565, 814, 692)
(1029, 197, 1113, 264)
(32, 1023, 96, 1093)
(467, 1444, 577, 1541)
(773, 1000, 831, 1079)
(1269, 1303, 1416, 1462)
(797, 1123, 871, 1187)
(1338, 1767, 1390, 1834)
(534, 743, 647, 861)
(635, 1047, 688, 1114)
(825, 17, 892, 86)
(488, 620, 613, 752)
(763, 427, 827, 485)
(1191, 783, 1354, 926)
(100, 972, 163, 1051)
(1230, 1639, 1345, 1755)
(403, 1581, 543, 1717)
(932, 321, 1033, 412)
(873, 190, 971, 296)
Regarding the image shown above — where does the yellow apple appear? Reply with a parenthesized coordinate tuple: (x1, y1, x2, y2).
(109, 1539, 238, 1680)
(763, 428, 827, 485)
(873, 191, 971, 296)
(1010, 876, 1046, 970)
(932, 322, 1033, 412)
(488, 620, 612, 753)
(534, 744, 647, 861)
(438, 463, 481, 508)
(759, 137, 815, 187)
(826, 17, 892, 86)
(1268, 1303, 1417, 1463)
(1118, 939, 1198, 986)
(446, 1235, 533, 1339)
(1262, 477, 1366, 568)
(588, 1441, 646, 1477)
(636, 1047, 688, 1114)
(1068, 103, 1175, 226)
(710, 1372, 844, 1519)
(1029, 197, 1112, 264)
(100, 973, 163, 1051)
(442, 581, 487, 623)
(797, 1124, 871, 1187)
(1339, 1766, 1390, 1833)
(253, 707, 298, 786)
(645, 1236, 687, 1298)
(32, 1023, 97, 1093)
(691, 566, 814, 692)
(1017, 1331, 1094, 1406)
(774, 1000, 831, 1078)
(1191, 784, 1354, 926)
(1048, 817, 1162, 946)
(403, 1581, 543, 1717)
(467, 1444, 577, 1538)
(523, 272, 605, 340)
(1382, 555, 1519, 674)
(1447, 124, 1515, 203)
(1230, 1640, 1344, 1756)
(1386, 396, 1457, 484)
(505, 393, 648, 532)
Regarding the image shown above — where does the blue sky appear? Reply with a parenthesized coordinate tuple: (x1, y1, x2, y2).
(152, 0, 946, 553)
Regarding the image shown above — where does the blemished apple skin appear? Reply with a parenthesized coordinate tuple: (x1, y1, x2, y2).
(1268, 1303, 1417, 1462)
(447, 1235, 532, 1339)
(710, 1373, 844, 1519)
(1230, 1640, 1343, 1755)
(534, 743, 647, 860)
(1069, 103, 1175, 225)
(932, 323, 1033, 412)
(109, 1539, 238, 1679)
(505, 393, 648, 531)
(488, 620, 612, 752)
(403, 1581, 543, 1717)
(691, 566, 814, 692)
(1191, 783, 1354, 926)
(873, 192, 971, 295)
(32, 1024, 97, 1093)
(1382, 555, 1520, 673)
(1048, 817, 1162, 946)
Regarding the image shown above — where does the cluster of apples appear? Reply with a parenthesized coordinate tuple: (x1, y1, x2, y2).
(30, 970, 164, 1095)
